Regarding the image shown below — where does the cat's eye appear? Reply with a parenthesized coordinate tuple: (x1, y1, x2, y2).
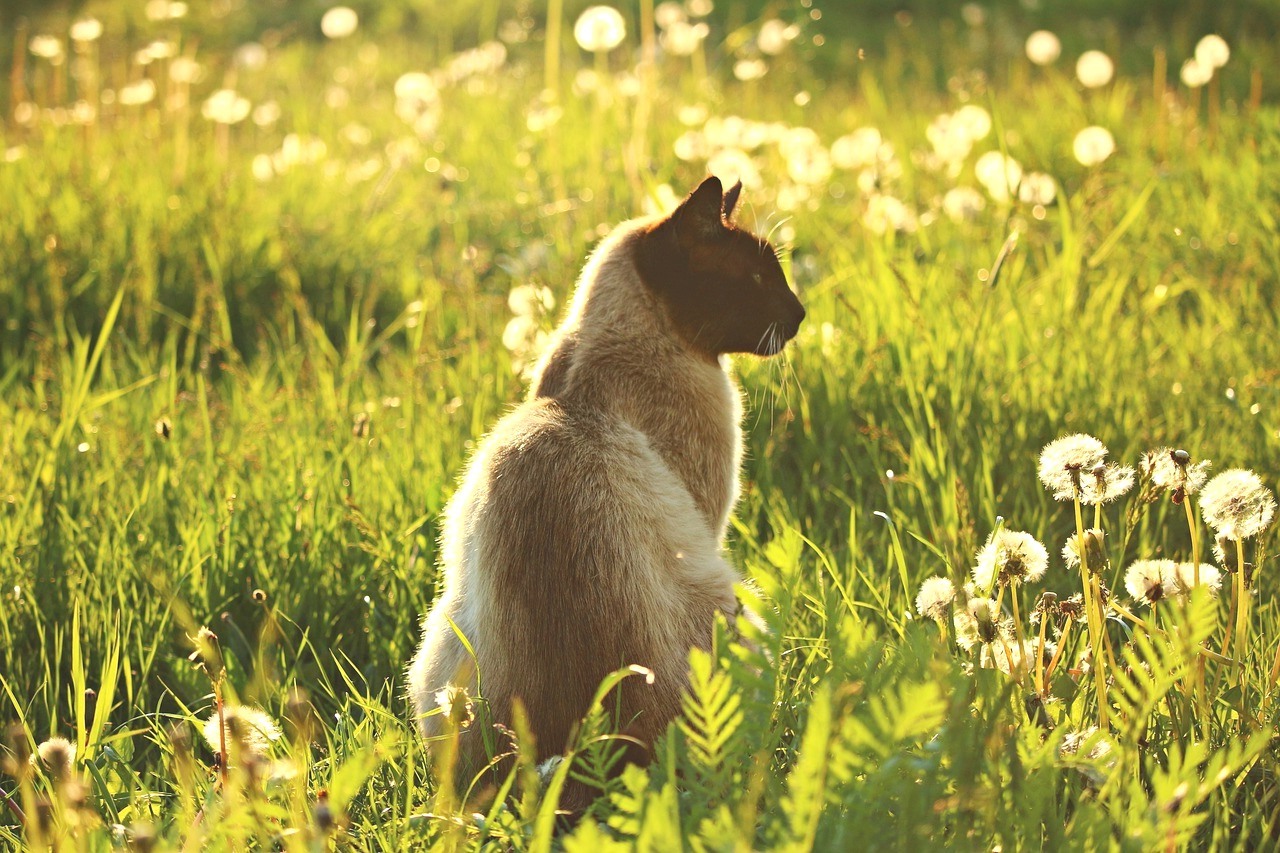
(751, 272, 763, 285)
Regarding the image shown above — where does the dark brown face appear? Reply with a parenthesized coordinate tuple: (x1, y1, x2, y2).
(635, 176, 805, 358)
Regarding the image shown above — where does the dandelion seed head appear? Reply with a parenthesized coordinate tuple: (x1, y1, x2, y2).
(1038, 434, 1108, 499)
(1076, 50, 1114, 88)
(119, 80, 157, 106)
(29, 35, 64, 61)
(1025, 30, 1061, 66)
(202, 89, 251, 124)
(1124, 559, 1175, 606)
(660, 20, 709, 56)
(1180, 58, 1213, 88)
(574, 6, 627, 53)
(915, 576, 956, 621)
(1200, 469, 1276, 540)
(70, 18, 103, 44)
(973, 529, 1048, 590)
(320, 7, 359, 40)
(974, 151, 1022, 203)
(434, 685, 476, 729)
(1169, 562, 1222, 598)
(1195, 34, 1230, 69)
(1073, 126, 1115, 167)
(757, 19, 799, 56)
(1018, 171, 1057, 206)
(942, 186, 986, 222)
(831, 127, 883, 170)
(1079, 463, 1135, 505)
(1140, 447, 1211, 496)
(655, 1, 686, 29)
(201, 706, 282, 758)
(33, 737, 77, 779)
(733, 58, 769, 81)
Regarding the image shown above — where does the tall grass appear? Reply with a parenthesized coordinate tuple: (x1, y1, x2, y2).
(1, 1, 1278, 848)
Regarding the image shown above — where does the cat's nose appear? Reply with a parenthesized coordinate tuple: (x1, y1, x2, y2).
(789, 302, 806, 334)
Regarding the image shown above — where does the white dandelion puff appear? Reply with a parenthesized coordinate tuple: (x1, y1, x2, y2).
(1199, 469, 1276, 540)
(915, 576, 956, 621)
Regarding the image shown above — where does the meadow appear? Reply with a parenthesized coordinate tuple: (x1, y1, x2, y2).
(1, 0, 1279, 848)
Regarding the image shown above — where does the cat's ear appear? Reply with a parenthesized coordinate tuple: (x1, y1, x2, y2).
(672, 176, 726, 247)
(722, 180, 742, 222)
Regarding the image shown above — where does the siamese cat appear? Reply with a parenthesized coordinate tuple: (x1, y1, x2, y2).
(408, 176, 804, 803)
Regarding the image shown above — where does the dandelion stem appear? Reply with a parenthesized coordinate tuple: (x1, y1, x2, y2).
(1234, 537, 1249, 687)
(1035, 612, 1048, 695)
(1044, 614, 1064, 681)
(1074, 492, 1109, 729)
(1010, 582, 1028, 685)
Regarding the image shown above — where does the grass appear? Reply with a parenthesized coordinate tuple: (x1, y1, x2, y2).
(2, 0, 1279, 848)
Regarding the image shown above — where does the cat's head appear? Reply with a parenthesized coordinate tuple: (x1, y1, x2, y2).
(636, 176, 805, 358)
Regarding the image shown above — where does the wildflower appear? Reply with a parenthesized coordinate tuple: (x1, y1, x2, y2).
(252, 101, 281, 128)
(1124, 559, 1175, 605)
(1140, 447, 1211, 497)
(1038, 434, 1109, 500)
(1180, 59, 1213, 88)
(915, 576, 956, 621)
(1079, 462, 1135, 506)
(942, 187, 986, 222)
(574, 6, 627, 53)
(954, 105, 992, 141)
(972, 529, 1049, 590)
(733, 59, 768, 81)
(1199, 469, 1276, 540)
(70, 18, 103, 44)
(29, 35, 64, 61)
(434, 685, 476, 729)
(1075, 50, 1114, 88)
(982, 637, 1053, 676)
(660, 21, 709, 56)
(1212, 532, 1243, 573)
(202, 706, 283, 758)
(202, 89, 251, 124)
(863, 195, 917, 235)
(1060, 727, 1112, 761)
(1061, 528, 1107, 573)
(33, 737, 77, 780)
(831, 128, 883, 170)
(508, 284, 556, 316)
(169, 57, 202, 84)
(655, 1, 686, 28)
(1195, 34, 1230, 69)
(234, 43, 268, 70)
(1073, 126, 1115, 167)
(955, 597, 1006, 651)
(687, 0, 714, 15)
(1018, 172, 1057, 206)
(1058, 593, 1089, 624)
(1025, 30, 1061, 66)
(974, 151, 1022, 203)
(1169, 562, 1222, 598)
(757, 19, 799, 56)
(320, 7, 359, 40)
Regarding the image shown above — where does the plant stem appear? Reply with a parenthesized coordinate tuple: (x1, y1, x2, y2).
(1075, 494, 1109, 729)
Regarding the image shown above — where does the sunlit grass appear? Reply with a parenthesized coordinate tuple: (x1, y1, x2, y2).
(2, 0, 1279, 848)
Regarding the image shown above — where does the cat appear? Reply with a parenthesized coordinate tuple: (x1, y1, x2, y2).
(407, 175, 804, 804)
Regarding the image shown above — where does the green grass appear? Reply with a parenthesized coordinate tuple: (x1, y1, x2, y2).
(2, 1, 1279, 848)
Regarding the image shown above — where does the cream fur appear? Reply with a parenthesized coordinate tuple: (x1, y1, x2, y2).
(408, 217, 749, 777)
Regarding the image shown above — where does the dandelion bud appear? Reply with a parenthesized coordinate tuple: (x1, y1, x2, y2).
(1083, 529, 1106, 573)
